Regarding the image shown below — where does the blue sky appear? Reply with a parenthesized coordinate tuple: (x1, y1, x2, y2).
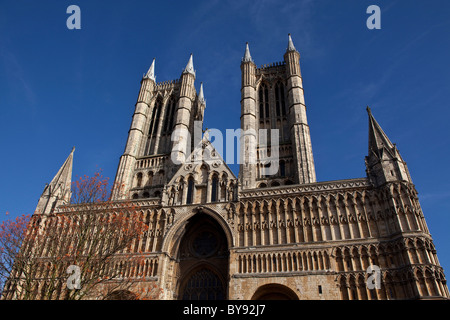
(1, 1, 450, 276)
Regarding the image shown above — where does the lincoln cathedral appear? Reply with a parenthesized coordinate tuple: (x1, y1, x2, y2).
(7, 34, 449, 300)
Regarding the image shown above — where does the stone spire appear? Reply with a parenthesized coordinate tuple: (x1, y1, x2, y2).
(183, 53, 195, 76)
(35, 147, 75, 215)
(365, 107, 412, 186)
(144, 58, 156, 81)
(198, 82, 206, 105)
(287, 33, 297, 52)
(242, 42, 253, 63)
(367, 106, 395, 153)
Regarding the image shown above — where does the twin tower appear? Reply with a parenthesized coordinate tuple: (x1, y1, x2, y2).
(112, 34, 317, 201)
(36, 33, 413, 211)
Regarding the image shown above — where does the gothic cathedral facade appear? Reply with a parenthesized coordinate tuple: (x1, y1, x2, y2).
(30, 35, 449, 300)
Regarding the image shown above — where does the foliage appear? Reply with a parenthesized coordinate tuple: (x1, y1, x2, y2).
(0, 170, 161, 300)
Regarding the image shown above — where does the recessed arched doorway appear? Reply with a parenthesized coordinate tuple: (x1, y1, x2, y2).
(251, 284, 299, 300)
(176, 212, 229, 300)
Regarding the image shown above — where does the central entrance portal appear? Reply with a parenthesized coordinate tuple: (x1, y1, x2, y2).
(177, 212, 229, 300)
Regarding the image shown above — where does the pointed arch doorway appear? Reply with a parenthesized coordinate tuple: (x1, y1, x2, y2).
(176, 212, 229, 300)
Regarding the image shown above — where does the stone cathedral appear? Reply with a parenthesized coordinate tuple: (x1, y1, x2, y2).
(26, 35, 449, 300)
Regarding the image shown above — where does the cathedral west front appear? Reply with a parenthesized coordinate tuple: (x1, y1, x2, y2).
(9, 34, 449, 300)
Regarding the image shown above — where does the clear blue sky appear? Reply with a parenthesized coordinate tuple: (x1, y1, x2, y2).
(1, 1, 449, 275)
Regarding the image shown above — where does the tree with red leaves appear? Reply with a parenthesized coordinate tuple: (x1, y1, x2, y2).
(1, 171, 160, 300)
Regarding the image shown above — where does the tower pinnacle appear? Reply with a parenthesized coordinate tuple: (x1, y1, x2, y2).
(367, 106, 395, 153)
(183, 53, 195, 76)
(144, 58, 156, 81)
(287, 33, 297, 52)
(365, 107, 412, 186)
(35, 147, 75, 215)
(198, 82, 205, 105)
(242, 42, 253, 63)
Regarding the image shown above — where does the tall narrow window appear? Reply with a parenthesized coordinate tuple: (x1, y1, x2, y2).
(152, 100, 163, 136)
(163, 97, 176, 134)
(279, 160, 286, 177)
(275, 82, 286, 118)
(275, 83, 281, 117)
(280, 83, 286, 116)
(264, 86, 269, 118)
(258, 83, 270, 119)
(211, 175, 219, 202)
(186, 177, 194, 204)
(148, 99, 162, 137)
(136, 172, 143, 188)
(259, 88, 264, 119)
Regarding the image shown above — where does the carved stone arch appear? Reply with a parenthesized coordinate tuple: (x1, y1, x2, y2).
(161, 90, 173, 105)
(302, 196, 311, 209)
(176, 175, 185, 184)
(352, 246, 360, 257)
(196, 161, 211, 172)
(255, 77, 269, 91)
(355, 190, 364, 200)
(158, 208, 166, 221)
(268, 198, 278, 210)
(428, 240, 436, 252)
(319, 194, 328, 207)
(161, 206, 234, 255)
(383, 270, 394, 283)
(261, 199, 269, 211)
(220, 171, 228, 180)
(331, 246, 342, 258)
(345, 191, 355, 203)
(356, 272, 366, 284)
(337, 193, 346, 205)
(250, 283, 299, 300)
(311, 195, 319, 204)
(369, 244, 379, 256)
(360, 244, 369, 255)
(276, 198, 285, 210)
(254, 200, 262, 212)
(415, 237, 425, 248)
(328, 193, 337, 203)
(274, 77, 285, 87)
(405, 238, 415, 249)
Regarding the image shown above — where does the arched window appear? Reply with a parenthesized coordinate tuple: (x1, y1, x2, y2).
(163, 96, 177, 134)
(279, 160, 286, 177)
(186, 177, 194, 204)
(148, 99, 162, 138)
(275, 83, 281, 117)
(136, 172, 143, 188)
(211, 175, 219, 202)
(147, 171, 154, 186)
(181, 268, 225, 300)
(275, 82, 286, 117)
(258, 83, 270, 120)
(146, 98, 163, 155)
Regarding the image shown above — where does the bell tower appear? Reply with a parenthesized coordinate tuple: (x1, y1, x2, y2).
(112, 55, 206, 200)
(239, 34, 317, 190)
